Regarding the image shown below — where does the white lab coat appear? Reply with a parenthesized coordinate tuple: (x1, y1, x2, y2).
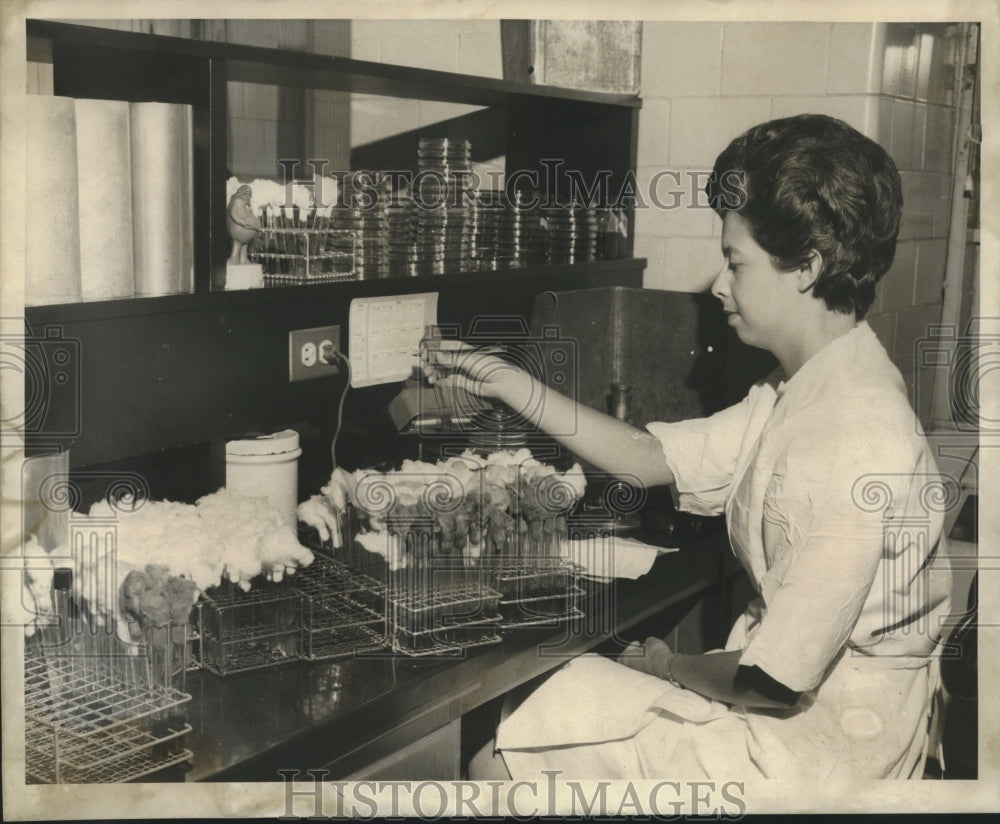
(496, 323, 952, 779)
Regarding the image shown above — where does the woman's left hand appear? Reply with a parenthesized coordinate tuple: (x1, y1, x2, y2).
(617, 636, 674, 679)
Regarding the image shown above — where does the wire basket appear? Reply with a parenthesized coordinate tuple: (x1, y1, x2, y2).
(348, 512, 506, 657)
(391, 617, 503, 657)
(490, 558, 574, 598)
(290, 554, 387, 661)
(304, 494, 585, 657)
(386, 567, 503, 657)
(332, 513, 505, 656)
(340, 504, 555, 656)
(489, 553, 585, 629)
(24, 643, 192, 784)
(198, 577, 302, 675)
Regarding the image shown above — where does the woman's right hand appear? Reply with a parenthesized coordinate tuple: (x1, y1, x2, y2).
(421, 340, 530, 406)
(423, 340, 676, 491)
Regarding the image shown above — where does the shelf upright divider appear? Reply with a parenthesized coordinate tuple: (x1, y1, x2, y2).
(203, 55, 229, 291)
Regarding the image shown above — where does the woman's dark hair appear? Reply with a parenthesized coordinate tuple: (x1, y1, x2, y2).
(706, 114, 903, 319)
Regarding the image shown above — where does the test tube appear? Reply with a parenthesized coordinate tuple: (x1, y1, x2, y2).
(42, 568, 72, 652)
(42, 568, 74, 700)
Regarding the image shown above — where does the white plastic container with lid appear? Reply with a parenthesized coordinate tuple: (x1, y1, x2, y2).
(225, 429, 302, 526)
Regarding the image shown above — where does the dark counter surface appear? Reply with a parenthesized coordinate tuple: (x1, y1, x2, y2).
(182, 526, 728, 782)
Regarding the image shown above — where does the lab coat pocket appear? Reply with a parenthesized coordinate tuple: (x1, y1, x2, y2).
(649, 684, 723, 723)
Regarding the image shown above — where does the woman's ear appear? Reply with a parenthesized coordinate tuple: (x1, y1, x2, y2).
(796, 250, 823, 294)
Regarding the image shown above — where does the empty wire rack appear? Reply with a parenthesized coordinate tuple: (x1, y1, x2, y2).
(24, 650, 192, 784)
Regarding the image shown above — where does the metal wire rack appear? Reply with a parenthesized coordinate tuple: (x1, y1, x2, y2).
(27, 742, 192, 784)
(291, 555, 388, 660)
(198, 581, 302, 675)
(491, 558, 586, 629)
(386, 570, 504, 657)
(302, 620, 387, 662)
(24, 651, 192, 784)
(498, 587, 586, 629)
(388, 578, 502, 634)
(253, 227, 360, 283)
(305, 594, 383, 633)
(490, 558, 578, 599)
(291, 552, 385, 598)
(390, 615, 503, 657)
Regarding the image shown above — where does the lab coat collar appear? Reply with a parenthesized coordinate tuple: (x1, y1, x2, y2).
(773, 321, 875, 407)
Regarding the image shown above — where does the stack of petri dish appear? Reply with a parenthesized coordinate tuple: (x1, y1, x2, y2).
(494, 194, 527, 269)
(468, 189, 505, 271)
(545, 204, 600, 264)
(517, 189, 549, 266)
(409, 138, 474, 275)
(338, 172, 389, 279)
(323, 207, 366, 278)
(386, 193, 416, 277)
(470, 188, 546, 270)
(411, 204, 471, 275)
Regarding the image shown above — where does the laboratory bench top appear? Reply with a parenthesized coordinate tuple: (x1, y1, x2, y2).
(175, 523, 733, 783)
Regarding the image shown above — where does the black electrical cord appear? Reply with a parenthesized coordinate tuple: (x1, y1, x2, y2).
(322, 347, 351, 471)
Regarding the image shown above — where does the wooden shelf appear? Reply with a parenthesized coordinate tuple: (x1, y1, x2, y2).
(28, 19, 641, 293)
(27, 19, 641, 108)
(24, 261, 644, 468)
(25, 259, 646, 324)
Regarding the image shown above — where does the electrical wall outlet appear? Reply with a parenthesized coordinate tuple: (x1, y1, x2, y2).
(289, 325, 341, 382)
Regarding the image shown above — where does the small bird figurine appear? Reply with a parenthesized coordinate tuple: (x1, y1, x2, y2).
(226, 184, 261, 264)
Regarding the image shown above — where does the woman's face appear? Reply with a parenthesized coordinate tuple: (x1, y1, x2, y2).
(711, 212, 803, 353)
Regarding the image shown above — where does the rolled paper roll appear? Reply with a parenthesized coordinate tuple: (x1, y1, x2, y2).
(25, 95, 82, 306)
(75, 98, 134, 300)
(130, 102, 194, 296)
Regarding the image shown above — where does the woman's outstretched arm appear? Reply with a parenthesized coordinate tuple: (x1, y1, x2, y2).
(426, 343, 675, 487)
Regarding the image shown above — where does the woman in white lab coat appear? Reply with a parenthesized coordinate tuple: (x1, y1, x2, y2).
(429, 114, 953, 780)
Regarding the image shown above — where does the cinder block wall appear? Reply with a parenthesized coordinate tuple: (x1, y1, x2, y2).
(634, 22, 963, 427)
(349, 20, 504, 183)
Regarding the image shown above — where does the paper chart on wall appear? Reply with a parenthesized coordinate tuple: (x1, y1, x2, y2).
(348, 293, 438, 387)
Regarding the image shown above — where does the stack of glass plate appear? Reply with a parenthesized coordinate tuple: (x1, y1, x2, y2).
(470, 189, 547, 270)
(386, 196, 416, 277)
(409, 138, 474, 275)
(324, 207, 387, 280)
(338, 172, 389, 279)
(417, 137, 472, 178)
(469, 189, 505, 271)
(411, 205, 471, 275)
(387, 572, 503, 658)
(323, 207, 366, 275)
(516, 189, 548, 266)
(545, 205, 599, 264)
(495, 197, 527, 269)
